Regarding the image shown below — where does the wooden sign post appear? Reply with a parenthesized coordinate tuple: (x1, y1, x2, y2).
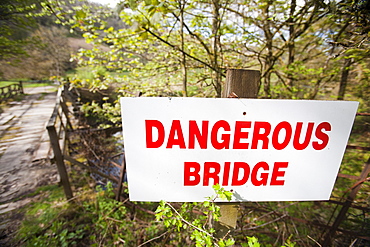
(222, 69, 260, 99)
(215, 69, 261, 238)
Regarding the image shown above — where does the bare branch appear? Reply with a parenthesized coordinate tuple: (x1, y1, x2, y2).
(137, 231, 168, 247)
(165, 202, 220, 246)
(142, 26, 225, 77)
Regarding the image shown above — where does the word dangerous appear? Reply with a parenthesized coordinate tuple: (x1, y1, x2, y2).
(145, 120, 331, 150)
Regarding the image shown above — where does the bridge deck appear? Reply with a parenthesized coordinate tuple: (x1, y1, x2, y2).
(0, 86, 59, 209)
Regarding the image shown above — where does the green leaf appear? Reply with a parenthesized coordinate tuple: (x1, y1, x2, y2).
(75, 9, 86, 19)
(247, 236, 260, 247)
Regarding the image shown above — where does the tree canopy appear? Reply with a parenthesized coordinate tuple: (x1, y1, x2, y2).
(1, 0, 369, 103)
(40, 0, 368, 104)
(0, 0, 43, 59)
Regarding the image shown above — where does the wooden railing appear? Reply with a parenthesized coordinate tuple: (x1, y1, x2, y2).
(0, 81, 23, 102)
(47, 86, 126, 201)
(46, 86, 74, 199)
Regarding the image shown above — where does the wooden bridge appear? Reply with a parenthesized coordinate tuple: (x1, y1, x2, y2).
(0, 82, 23, 102)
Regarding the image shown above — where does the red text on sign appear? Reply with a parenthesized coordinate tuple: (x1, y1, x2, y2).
(145, 120, 331, 151)
(183, 161, 289, 186)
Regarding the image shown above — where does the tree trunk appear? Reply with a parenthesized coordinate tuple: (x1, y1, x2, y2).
(337, 58, 353, 100)
(262, 0, 274, 97)
(211, 0, 222, 97)
(179, 0, 188, 97)
(287, 0, 296, 89)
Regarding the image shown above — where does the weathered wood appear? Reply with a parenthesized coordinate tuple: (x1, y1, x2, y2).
(337, 173, 359, 180)
(356, 112, 370, 116)
(47, 87, 63, 127)
(60, 98, 74, 131)
(115, 155, 126, 201)
(222, 69, 260, 98)
(57, 110, 65, 139)
(346, 145, 370, 151)
(46, 86, 76, 199)
(19, 81, 24, 94)
(216, 69, 261, 238)
(47, 125, 73, 199)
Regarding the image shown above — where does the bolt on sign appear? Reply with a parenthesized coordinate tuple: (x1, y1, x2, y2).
(120, 97, 358, 202)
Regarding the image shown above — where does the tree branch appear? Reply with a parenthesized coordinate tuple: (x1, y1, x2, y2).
(171, 12, 212, 57)
(165, 202, 220, 246)
(142, 26, 225, 77)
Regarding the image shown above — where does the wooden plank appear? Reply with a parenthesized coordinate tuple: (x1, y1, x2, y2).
(346, 145, 370, 151)
(115, 155, 126, 201)
(60, 95, 74, 131)
(356, 112, 370, 116)
(110, 160, 122, 168)
(19, 81, 24, 94)
(337, 173, 359, 180)
(45, 86, 78, 199)
(47, 87, 63, 127)
(47, 125, 73, 199)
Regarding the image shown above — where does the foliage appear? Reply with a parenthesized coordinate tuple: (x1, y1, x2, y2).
(17, 182, 148, 246)
(80, 100, 122, 128)
(0, 0, 88, 80)
(29, 0, 368, 127)
(212, 183, 233, 201)
(15, 182, 239, 246)
(0, 0, 42, 60)
(155, 184, 236, 247)
(37, 0, 368, 104)
(16, 184, 83, 246)
(16, 179, 302, 246)
(0, 26, 72, 80)
(2, 0, 370, 102)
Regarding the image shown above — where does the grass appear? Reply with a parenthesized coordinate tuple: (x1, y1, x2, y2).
(15, 182, 134, 247)
(0, 80, 57, 106)
(24, 82, 57, 88)
(0, 80, 57, 89)
(0, 81, 15, 87)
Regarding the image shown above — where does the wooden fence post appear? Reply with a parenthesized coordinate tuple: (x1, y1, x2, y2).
(19, 81, 24, 94)
(47, 125, 73, 200)
(222, 69, 260, 98)
(46, 87, 73, 200)
(115, 155, 126, 201)
(215, 69, 260, 238)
